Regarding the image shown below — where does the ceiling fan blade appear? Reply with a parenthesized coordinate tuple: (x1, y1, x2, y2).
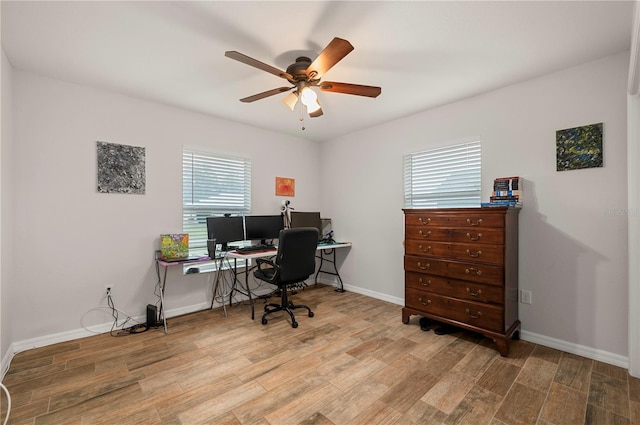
(240, 87, 293, 103)
(319, 82, 381, 98)
(225, 51, 293, 81)
(309, 107, 324, 118)
(305, 37, 354, 80)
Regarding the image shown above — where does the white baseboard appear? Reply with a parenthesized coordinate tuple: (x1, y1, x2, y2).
(1, 344, 14, 380)
(3, 299, 219, 379)
(342, 283, 404, 306)
(328, 280, 629, 370)
(2, 286, 629, 378)
(519, 330, 629, 369)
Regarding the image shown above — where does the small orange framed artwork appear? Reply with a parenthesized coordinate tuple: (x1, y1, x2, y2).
(276, 177, 295, 196)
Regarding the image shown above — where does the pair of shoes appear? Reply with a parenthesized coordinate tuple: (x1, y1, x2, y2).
(419, 317, 431, 331)
(434, 324, 458, 335)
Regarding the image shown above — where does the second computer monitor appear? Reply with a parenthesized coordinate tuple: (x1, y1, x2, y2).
(206, 216, 244, 251)
(244, 215, 284, 245)
(290, 211, 322, 240)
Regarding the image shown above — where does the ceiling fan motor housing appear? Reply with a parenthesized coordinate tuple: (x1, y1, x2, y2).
(287, 57, 315, 82)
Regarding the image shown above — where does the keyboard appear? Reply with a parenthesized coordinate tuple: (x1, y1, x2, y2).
(235, 244, 277, 254)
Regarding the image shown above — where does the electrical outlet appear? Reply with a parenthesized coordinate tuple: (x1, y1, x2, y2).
(105, 285, 112, 296)
(520, 289, 532, 304)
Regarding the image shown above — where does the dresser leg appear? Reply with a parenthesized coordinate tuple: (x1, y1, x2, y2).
(402, 308, 411, 324)
(494, 337, 510, 357)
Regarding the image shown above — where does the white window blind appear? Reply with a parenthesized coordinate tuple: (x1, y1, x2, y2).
(403, 141, 481, 208)
(182, 148, 251, 251)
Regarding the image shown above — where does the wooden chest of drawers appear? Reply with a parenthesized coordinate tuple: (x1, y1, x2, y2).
(402, 207, 520, 356)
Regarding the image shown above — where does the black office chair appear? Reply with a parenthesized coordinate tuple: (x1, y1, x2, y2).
(253, 227, 319, 328)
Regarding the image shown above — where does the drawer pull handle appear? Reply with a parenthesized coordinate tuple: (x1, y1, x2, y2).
(419, 297, 431, 306)
(465, 309, 482, 319)
(467, 218, 483, 226)
(418, 278, 431, 286)
(465, 267, 482, 276)
(418, 217, 431, 225)
(418, 230, 432, 238)
(466, 287, 482, 296)
(466, 249, 482, 258)
(466, 232, 482, 241)
(419, 245, 432, 253)
(417, 262, 430, 270)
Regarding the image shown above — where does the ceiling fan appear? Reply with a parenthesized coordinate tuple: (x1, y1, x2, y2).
(225, 37, 381, 118)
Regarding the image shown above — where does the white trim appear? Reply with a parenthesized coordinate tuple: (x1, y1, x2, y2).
(3, 287, 630, 375)
(521, 330, 629, 370)
(342, 283, 404, 306)
(1, 343, 12, 380)
(628, 1, 640, 95)
(7, 300, 220, 366)
(628, 93, 640, 377)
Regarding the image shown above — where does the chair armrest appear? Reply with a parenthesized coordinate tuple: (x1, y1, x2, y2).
(254, 258, 280, 283)
(256, 258, 275, 268)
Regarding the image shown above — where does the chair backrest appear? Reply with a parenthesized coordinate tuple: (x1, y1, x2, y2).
(275, 227, 319, 284)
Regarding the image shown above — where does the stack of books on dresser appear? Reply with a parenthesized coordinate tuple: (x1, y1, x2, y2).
(481, 176, 522, 207)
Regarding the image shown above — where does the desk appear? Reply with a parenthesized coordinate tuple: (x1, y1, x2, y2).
(225, 249, 277, 321)
(315, 242, 351, 292)
(155, 242, 352, 330)
(226, 242, 352, 320)
(155, 256, 214, 334)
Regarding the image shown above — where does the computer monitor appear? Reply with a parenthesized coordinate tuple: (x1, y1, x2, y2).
(206, 216, 244, 251)
(244, 215, 284, 245)
(290, 211, 322, 240)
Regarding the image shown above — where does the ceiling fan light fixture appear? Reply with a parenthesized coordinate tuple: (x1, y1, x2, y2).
(300, 87, 321, 113)
(282, 92, 298, 111)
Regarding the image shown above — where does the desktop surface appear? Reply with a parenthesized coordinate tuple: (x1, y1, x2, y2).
(234, 244, 277, 255)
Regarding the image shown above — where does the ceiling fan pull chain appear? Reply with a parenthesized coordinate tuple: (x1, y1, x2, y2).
(299, 101, 306, 131)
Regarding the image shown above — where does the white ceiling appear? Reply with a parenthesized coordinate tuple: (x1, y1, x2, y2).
(1, 1, 635, 142)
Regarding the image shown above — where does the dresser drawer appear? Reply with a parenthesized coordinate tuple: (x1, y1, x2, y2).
(405, 226, 451, 242)
(405, 211, 505, 228)
(406, 272, 504, 304)
(404, 256, 504, 286)
(449, 228, 505, 245)
(406, 225, 504, 245)
(405, 288, 504, 332)
(405, 240, 504, 265)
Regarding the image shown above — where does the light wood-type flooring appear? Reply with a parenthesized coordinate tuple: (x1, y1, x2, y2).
(2, 284, 639, 425)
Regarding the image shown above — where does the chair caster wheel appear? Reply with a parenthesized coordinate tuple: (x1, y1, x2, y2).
(292, 321, 298, 328)
(261, 318, 268, 325)
(309, 312, 314, 318)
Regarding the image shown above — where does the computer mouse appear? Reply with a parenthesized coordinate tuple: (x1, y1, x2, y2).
(186, 267, 200, 274)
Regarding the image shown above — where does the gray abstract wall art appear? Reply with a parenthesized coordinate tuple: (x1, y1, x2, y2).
(97, 141, 146, 194)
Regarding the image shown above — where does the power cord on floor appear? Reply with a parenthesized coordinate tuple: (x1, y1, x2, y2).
(106, 291, 149, 336)
(80, 291, 149, 336)
(0, 382, 10, 425)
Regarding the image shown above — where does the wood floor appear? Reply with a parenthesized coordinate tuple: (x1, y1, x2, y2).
(2, 284, 639, 425)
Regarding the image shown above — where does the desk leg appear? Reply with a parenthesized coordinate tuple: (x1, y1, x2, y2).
(245, 260, 255, 320)
(210, 257, 227, 317)
(160, 265, 169, 334)
(229, 258, 238, 308)
(315, 248, 345, 292)
(228, 258, 255, 320)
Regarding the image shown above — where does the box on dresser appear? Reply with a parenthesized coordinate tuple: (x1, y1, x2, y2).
(402, 207, 520, 356)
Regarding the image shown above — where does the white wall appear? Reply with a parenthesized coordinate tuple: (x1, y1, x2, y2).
(321, 52, 630, 364)
(5, 51, 632, 368)
(10, 71, 320, 345)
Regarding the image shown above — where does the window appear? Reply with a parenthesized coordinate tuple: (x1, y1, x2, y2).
(182, 147, 251, 253)
(403, 141, 481, 208)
